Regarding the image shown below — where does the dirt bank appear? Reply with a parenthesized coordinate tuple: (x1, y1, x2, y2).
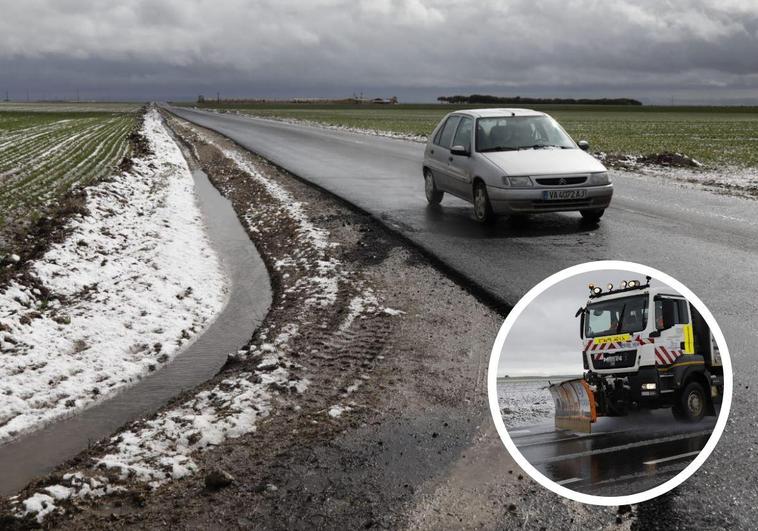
(1, 113, 626, 529)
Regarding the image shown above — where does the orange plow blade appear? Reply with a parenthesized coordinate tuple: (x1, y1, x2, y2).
(548, 379, 597, 433)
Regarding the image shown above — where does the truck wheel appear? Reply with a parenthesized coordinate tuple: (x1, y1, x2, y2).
(473, 182, 494, 224)
(424, 169, 444, 205)
(673, 381, 706, 422)
(580, 209, 605, 223)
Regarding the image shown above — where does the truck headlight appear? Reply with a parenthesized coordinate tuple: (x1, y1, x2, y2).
(589, 172, 610, 185)
(503, 176, 533, 187)
(641, 382, 657, 391)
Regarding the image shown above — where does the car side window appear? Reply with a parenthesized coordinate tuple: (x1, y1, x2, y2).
(452, 117, 472, 151)
(435, 116, 461, 148)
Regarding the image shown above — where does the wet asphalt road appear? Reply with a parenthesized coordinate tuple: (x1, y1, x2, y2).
(167, 107, 758, 527)
(511, 411, 716, 497)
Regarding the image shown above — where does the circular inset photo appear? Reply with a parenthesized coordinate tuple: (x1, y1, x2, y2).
(487, 261, 732, 506)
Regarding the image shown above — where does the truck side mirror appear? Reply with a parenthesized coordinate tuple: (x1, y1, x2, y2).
(578, 140, 590, 151)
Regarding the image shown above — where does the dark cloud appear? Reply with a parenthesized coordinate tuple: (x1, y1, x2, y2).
(1, 1, 757, 102)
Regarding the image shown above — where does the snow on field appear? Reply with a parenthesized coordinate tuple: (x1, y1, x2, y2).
(0, 109, 227, 444)
(497, 377, 555, 428)
(12, 123, 405, 523)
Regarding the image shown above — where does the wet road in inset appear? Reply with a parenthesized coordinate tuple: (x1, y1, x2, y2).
(510, 411, 716, 496)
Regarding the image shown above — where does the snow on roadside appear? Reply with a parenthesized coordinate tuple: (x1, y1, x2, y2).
(615, 164, 758, 197)
(497, 377, 555, 428)
(0, 109, 227, 443)
(11, 122, 405, 523)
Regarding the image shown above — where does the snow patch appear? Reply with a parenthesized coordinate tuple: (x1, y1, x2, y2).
(328, 405, 350, 418)
(0, 109, 227, 444)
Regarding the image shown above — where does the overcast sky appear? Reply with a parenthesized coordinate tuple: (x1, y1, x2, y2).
(1, 1, 758, 103)
(497, 270, 677, 377)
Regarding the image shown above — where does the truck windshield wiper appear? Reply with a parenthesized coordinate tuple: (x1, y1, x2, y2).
(615, 304, 627, 334)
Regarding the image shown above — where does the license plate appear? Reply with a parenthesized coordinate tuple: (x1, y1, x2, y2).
(542, 189, 587, 200)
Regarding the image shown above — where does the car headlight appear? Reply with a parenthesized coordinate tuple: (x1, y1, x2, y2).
(589, 172, 610, 185)
(502, 176, 533, 187)
(641, 382, 657, 391)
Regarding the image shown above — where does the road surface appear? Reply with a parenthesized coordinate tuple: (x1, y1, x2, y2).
(511, 412, 716, 497)
(168, 107, 757, 527)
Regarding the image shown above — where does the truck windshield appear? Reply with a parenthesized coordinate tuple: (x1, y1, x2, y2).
(584, 295, 648, 338)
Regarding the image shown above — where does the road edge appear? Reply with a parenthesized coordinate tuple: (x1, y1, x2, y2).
(162, 106, 512, 317)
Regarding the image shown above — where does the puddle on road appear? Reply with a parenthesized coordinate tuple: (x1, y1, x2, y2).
(0, 168, 271, 496)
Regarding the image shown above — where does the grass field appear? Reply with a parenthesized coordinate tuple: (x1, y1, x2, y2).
(185, 102, 758, 168)
(0, 104, 138, 234)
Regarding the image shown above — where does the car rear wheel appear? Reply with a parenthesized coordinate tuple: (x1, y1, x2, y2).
(424, 169, 443, 205)
(473, 182, 494, 224)
(580, 209, 605, 223)
(673, 381, 706, 423)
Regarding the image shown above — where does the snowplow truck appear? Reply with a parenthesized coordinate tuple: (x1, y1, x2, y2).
(549, 278, 723, 432)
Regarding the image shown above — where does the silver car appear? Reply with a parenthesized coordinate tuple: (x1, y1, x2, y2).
(422, 108, 613, 223)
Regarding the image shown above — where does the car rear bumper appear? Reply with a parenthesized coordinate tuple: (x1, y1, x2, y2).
(488, 184, 613, 214)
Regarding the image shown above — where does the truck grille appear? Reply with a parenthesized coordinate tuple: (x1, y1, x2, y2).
(535, 176, 587, 186)
(591, 349, 637, 370)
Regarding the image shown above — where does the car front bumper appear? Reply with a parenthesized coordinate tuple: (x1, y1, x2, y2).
(487, 183, 613, 215)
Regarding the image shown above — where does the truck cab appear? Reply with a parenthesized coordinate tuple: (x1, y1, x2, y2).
(577, 279, 723, 422)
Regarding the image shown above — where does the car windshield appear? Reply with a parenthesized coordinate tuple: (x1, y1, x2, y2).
(584, 295, 649, 338)
(476, 115, 575, 152)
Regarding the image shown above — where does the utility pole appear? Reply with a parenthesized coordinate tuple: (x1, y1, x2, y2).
(217, 91, 220, 103)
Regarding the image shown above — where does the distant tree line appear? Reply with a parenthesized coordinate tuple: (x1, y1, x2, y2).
(437, 94, 642, 105)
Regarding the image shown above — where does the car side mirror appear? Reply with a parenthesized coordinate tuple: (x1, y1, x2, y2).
(450, 145, 470, 157)
(578, 140, 590, 151)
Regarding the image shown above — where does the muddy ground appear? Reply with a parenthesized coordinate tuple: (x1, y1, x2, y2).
(1, 113, 627, 529)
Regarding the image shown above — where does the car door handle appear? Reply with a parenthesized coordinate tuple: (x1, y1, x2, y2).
(430, 149, 434, 154)
(448, 156, 453, 162)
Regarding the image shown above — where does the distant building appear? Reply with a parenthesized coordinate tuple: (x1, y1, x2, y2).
(370, 97, 398, 104)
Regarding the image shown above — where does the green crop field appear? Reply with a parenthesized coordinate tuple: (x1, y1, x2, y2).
(0, 104, 138, 232)
(185, 102, 758, 168)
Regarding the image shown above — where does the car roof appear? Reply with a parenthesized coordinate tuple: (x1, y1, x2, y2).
(450, 108, 546, 118)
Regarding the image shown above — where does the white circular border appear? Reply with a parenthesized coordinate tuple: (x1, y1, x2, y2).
(486, 260, 733, 506)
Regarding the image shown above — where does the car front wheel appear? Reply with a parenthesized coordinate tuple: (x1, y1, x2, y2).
(424, 169, 443, 205)
(473, 182, 494, 224)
